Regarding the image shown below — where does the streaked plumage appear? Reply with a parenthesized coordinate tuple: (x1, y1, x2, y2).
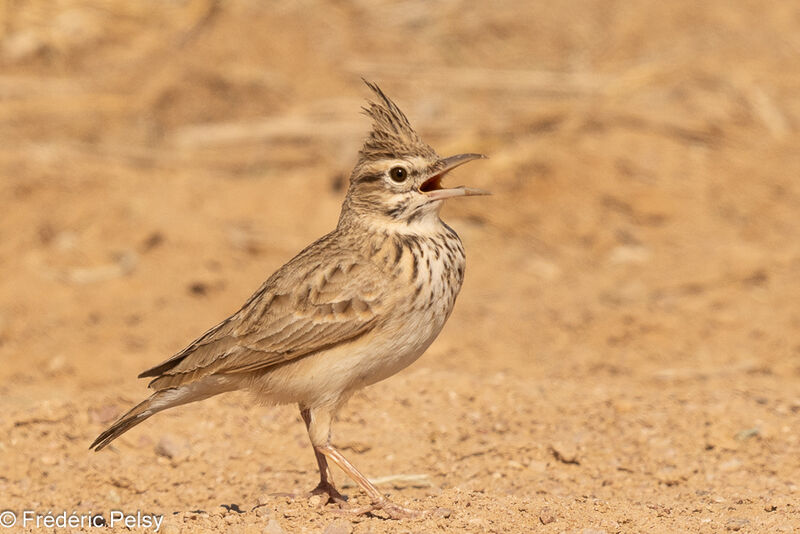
(91, 81, 487, 519)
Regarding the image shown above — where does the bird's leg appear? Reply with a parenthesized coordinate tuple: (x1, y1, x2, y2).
(303, 406, 424, 520)
(300, 407, 346, 504)
(315, 443, 425, 519)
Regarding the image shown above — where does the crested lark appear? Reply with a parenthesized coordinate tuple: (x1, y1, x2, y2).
(90, 81, 488, 519)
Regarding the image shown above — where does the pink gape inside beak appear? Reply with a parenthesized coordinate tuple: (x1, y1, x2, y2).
(419, 153, 490, 201)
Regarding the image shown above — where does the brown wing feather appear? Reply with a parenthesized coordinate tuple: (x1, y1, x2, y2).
(140, 236, 386, 391)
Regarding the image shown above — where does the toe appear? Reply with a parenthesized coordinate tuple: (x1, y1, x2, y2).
(308, 482, 348, 505)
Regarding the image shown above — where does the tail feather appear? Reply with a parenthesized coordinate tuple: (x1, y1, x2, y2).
(89, 396, 159, 451)
(90, 376, 238, 451)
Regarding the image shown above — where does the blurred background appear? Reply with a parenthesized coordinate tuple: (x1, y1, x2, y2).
(1, 1, 799, 532)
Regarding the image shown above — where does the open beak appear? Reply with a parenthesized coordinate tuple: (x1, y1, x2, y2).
(419, 153, 490, 201)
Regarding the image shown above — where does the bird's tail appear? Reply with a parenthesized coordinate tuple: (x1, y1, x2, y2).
(89, 376, 238, 451)
(90, 395, 158, 451)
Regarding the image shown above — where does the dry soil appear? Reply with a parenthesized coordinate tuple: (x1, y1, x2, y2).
(1, 1, 800, 533)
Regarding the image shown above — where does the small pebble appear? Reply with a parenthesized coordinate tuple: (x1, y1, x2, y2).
(155, 435, 181, 460)
(726, 518, 750, 531)
(434, 507, 452, 518)
(719, 459, 742, 472)
(322, 520, 353, 534)
(264, 518, 285, 534)
(539, 507, 555, 525)
(549, 442, 580, 464)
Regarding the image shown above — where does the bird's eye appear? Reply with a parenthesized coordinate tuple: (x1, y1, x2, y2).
(389, 167, 407, 182)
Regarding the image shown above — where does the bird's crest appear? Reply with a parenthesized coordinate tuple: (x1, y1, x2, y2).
(359, 80, 437, 163)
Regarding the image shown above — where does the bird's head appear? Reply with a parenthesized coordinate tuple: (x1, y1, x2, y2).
(340, 81, 488, 230)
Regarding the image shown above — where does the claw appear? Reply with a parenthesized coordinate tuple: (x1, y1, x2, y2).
(308, 481, 348, 505)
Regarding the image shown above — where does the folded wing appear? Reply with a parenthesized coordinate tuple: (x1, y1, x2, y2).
(140, 247, 385, 391)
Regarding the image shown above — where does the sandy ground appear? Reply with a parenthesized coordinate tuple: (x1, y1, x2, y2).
(2, 1, 800, 532)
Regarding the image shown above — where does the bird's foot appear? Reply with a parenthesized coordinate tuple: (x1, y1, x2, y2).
(308, 481, 348, 505)
(334, 498, 427, 520)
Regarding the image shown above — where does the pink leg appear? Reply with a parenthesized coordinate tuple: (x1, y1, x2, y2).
(314, 443, 424, 519)
(302, 405, 425, 519)
(300, 407, 346, 504)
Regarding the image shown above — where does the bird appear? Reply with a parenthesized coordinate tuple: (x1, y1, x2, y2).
(90, 80, 488, 519)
